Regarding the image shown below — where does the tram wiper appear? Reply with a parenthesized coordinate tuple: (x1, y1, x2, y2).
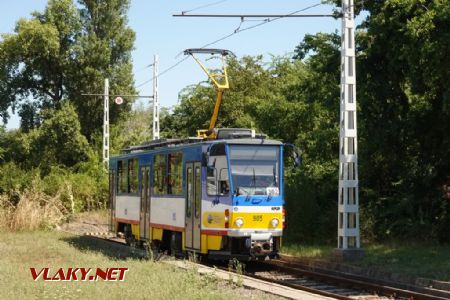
(272, 165, 277, 187)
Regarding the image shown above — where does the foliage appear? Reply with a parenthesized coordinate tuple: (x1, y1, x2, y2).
(0, 103, 91, 173)
(161, 55, 273, 138)
(0, 0, 136, 139)
(0, 163, 39, 200)
(355, 0, 450, 242)
(0, 157, 107, 230)
(0, 103, 106, 218)
(0, 0, 125, 231)
(109, 103, 153, 155)
(287, 0, 450, 243)
(34, 102, 92, 171)
(71, 0, 137, 139)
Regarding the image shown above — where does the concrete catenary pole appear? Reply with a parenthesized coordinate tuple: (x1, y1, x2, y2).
(152, 55, 160, 140)
(103, 78, 109, 167)
(337, 0, 362, 257)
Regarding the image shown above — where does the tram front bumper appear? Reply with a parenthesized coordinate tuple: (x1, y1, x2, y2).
(247, 232, 273, 255)
(228, 230, 281, 256)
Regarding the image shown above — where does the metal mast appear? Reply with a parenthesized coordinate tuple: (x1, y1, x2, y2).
(152, 55, 160, 140)
(337, 0, 361, 254)
(103, 78, 109, 167)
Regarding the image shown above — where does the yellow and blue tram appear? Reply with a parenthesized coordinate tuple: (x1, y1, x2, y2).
(109, 128, 288, 260)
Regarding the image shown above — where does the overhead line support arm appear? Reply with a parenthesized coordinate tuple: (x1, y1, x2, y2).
(173, 13, 338, 18)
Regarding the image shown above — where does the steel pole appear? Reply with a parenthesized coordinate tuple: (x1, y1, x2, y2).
(103, 78, 109, 167)
(152, 55, 160, 140)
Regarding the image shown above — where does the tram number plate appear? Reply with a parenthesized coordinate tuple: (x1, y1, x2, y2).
(252, 215, 263, 222)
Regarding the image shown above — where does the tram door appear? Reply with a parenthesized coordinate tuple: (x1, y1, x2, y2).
(139, 166, 151, 241)
(185, 162, 202, 250)
(109, 170, 116, 232)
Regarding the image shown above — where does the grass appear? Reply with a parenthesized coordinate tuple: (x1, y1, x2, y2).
(281, 241, 450, 281)
(0, 231, 278, 300)
(281, 243, 335, 259)
(0, 181, 67, 231)
(356, 243, 450, 281)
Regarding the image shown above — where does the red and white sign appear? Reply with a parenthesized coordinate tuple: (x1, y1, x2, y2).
(114, 96, 124, 105)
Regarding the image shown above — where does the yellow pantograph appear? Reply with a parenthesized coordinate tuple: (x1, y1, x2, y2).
(184, 48, 234, 139)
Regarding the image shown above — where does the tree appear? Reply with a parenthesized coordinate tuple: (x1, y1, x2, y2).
(70, 0, 136, 139)
(0, 0, 80, 123)
(0, 126, 6, 161)
(311, 0, 450, 242)
(109, 103, 152, 155)
(356, 0, 450, 242)
(0, 0, 136, 139)
(33, 102, 92, 171)
(161, 55, 275, 138)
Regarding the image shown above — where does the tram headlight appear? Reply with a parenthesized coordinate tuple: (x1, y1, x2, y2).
(271, 218, 279, 228)
(235, 218, 244, 228)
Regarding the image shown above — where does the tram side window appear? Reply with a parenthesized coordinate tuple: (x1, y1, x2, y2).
(153, 154, 166, 196)
(168, 153, 183, 195)
(128, 158, 139, 194)
(195, 166, 201, 218)
(207, 144, 229, 196)
(118, 160, 128, 194)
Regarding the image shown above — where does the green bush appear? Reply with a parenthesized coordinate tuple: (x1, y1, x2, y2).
(0, 156, 107, 226)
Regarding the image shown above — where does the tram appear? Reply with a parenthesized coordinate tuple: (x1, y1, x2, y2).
(109, 128, 295, 260)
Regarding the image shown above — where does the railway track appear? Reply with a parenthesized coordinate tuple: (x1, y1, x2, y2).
(68, 231, 449, 300)
(242, 259, 450, 300)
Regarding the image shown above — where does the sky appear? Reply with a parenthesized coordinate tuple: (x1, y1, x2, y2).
(0, 0, 357, 129)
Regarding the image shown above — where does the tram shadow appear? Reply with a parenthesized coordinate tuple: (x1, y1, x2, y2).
(60, 235, 147, 260)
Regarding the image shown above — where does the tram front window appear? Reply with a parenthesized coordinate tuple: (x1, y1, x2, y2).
(229, 145, 280, 196)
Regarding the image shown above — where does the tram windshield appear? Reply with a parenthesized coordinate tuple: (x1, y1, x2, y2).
(228, 145, 280, 196)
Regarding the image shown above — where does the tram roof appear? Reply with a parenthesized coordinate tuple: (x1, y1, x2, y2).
(120, 136, 282, 154)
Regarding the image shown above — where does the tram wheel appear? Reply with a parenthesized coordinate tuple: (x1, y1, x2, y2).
(124, 224, 135, 247)
(170, 232, 182, 257)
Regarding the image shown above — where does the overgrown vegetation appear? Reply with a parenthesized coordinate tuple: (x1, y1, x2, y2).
(0, 103, 107, 231)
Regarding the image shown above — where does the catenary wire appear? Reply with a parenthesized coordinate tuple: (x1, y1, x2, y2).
(182, 0, 228, 14)
(135, 1, 325, 89)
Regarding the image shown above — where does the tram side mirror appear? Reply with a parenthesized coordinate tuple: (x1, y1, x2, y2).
(218, 168, 230, 195)
(206, 166, 217, 195)
(284, 143, 302, 169)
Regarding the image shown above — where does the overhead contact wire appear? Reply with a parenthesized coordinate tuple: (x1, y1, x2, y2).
(181, 0, 228, 14)
(135, 2, 324, 88)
